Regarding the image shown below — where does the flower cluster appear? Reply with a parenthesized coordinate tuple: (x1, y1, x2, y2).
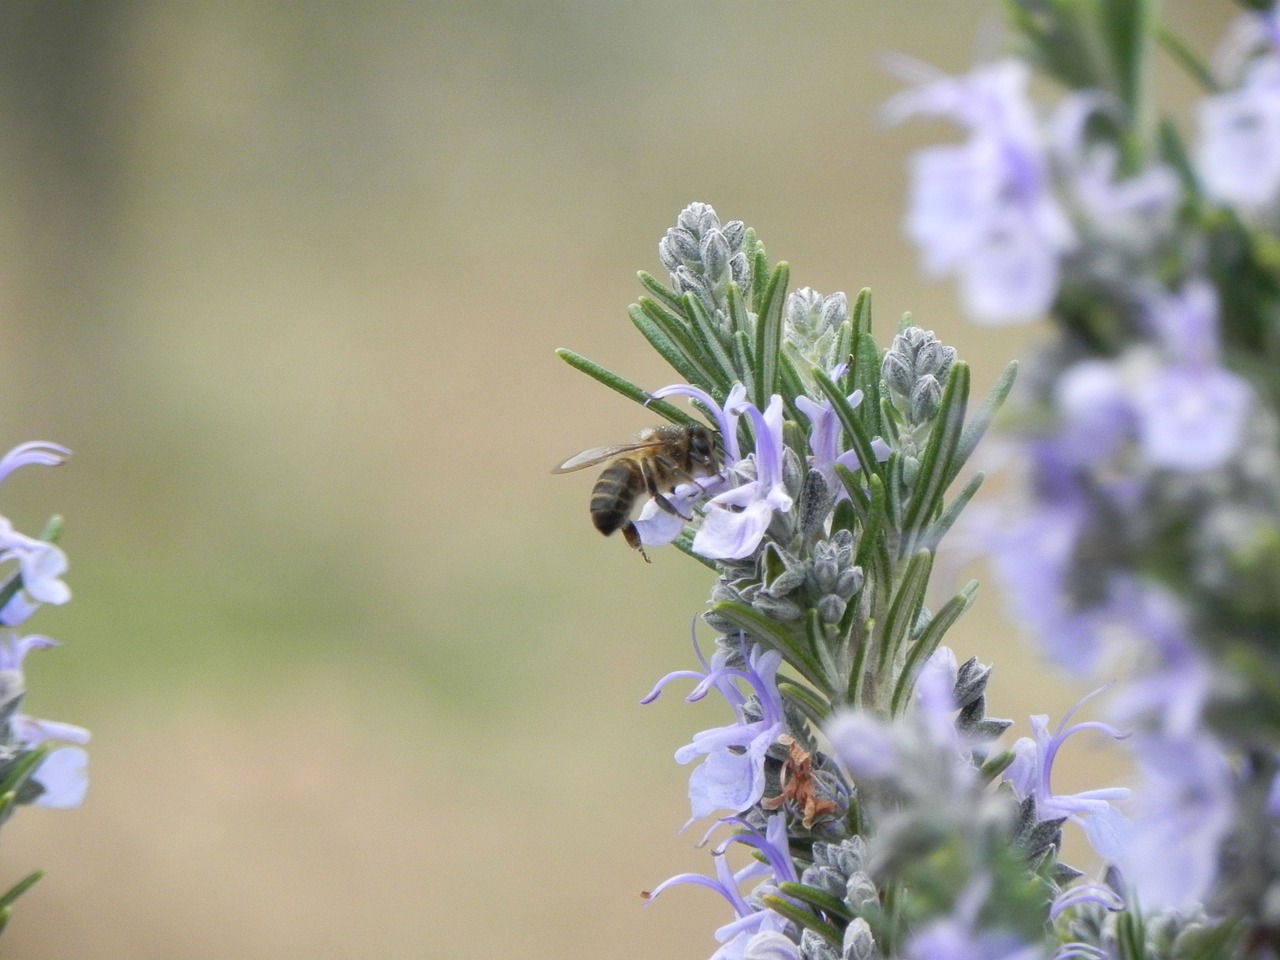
(0, 441, 87, 929)
(559, 8, 1280, 955)
(885, 0, 1280, 953)
(560, 200, 1096, 958)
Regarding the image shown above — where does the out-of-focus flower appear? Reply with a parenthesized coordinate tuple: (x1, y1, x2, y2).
(0, 634, 90, 808)
(1108, 733, 1235, 911)
(1198, 52, 1280, 209)
(903, 879, 1046, 960)
(886, 59, 1075, 324)
(1133, 280, 1251, 472)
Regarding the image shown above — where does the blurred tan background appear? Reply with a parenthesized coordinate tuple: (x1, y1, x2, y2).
(0, 3, 1228, 958)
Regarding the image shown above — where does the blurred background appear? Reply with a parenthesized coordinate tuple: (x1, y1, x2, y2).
(0, 2, 1231, 957)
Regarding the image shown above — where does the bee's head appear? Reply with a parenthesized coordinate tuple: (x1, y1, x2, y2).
(688, 424, 718, 471)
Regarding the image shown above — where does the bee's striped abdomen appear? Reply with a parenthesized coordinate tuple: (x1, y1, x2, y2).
(590, 459, 646, 536)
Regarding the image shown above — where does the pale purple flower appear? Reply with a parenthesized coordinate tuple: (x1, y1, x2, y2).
(1134, 280, 1250, 472)
(1069, 145, 1180, 235)
(28, 745, 89, 808)
(1003, 690, 1129, 862)
(622, 383, 743, 550)
(985, 448, 1110, 675)
(1052, 360, 1135, 468)
(0, 442, 70, 483)
(1103, 582, 1210, 738)
(0, 442, 71, 616)
(1053, 93, 1180, 250)
(906, 923, 1044, 960)
(1198, 52, 1280, 208)
(1049, 881, 1125, 921)
(903, 879, 1045, 960)
(0, 633, 90, 808)
(795, 386, 891, 496)
(694, 394, 793, 561)
(887, 58, 1075, 324)
(0, 631, 58, 673)
(1133, 366, 1251, 471)
(646, 814, 796, 960)
(915, 646, 962, 751)
(826, 710, 900, 783)
(0, 518, 70, 606)
(643, 636, 786, 823)
(1109, 733, 1234, 911)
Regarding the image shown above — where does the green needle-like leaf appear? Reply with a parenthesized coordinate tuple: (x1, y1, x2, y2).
(749, 237, 771, 315)
(726, 281, 754, 340)
(838, 467, 891, 604)
(732, 330, 757, 403)
(1155, 24, 1218, 93)
(952, 361, 1016, 486)
(776, 881, 854, 922)
(890, 579, 978, 715)
(711, 600, 830, 695)
(877, 549, 933, 687)
(629, 304, 715, 390)
(851, 287, 873, 337)
(636, 299, 725, 392)
(753, 263, 789, 408)
(978, 749, 1016, 785)
(0, 745, 48, 800)
(758, 894, 843, 949)
(918, 472, 985, 555)
(806, 608, 842, 696)
(636, 270, 686, 313)
(683, 294, 739, 390)
(778, 679, 833, 728)
(775, 348, 809, 426)
(0, 870, 41, 912)
(554, 349, 695, 425)
(900, 362, 969, 558)
(1158, 117, 1202, 197)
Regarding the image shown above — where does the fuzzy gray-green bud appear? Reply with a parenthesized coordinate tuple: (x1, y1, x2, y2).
(701, 229, 731, 284)
(845, 873, 878, 910)
(661, 203, 748, 308)
(818, 593, 847, 623)
(835, 565, 864, 599)
(785, 287, 849, 371)
(744, 932, 802, 960)
(754, 593, 804, 622)
(659, 227, 700, 271)
(800, 929, 839, 960)
(883, 326, 958, 426)
(799, 469, 834, 537)
(910, 375, 943, 423)
(842, 919, 875, 960)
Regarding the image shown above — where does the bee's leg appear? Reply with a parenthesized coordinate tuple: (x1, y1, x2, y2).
(620, 522, 652, 563)
(642, 460, 693, 521)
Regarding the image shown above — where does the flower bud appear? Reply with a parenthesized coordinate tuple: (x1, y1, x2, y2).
(842, 918, 876, 960)
(910, 375, 943, 423)
(818, 593, 847, 623)
(701, 229, 731, 284)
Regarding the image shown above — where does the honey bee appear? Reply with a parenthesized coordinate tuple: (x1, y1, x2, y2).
(553, 423, 719, 562)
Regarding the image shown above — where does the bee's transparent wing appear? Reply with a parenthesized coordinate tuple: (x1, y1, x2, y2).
(551, 440, 665, 474)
